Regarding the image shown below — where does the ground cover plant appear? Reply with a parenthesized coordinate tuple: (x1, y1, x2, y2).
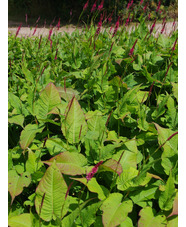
(8, 1, 178, 226)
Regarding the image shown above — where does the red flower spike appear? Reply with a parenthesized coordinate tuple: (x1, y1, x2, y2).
(86, 161, 103, 182)
(56, 18, 60, 30)
(140, 0, 143, 5)
(48, 28, 53, 40)
(98, 0, 104, 11)
(161, 22, 166, 34)
(91, 0, 98, 13)
(112, 17, 120, 38)
(150, 19, 157, 34)
(95, 14, 103, 35)
(83, 0, 89, 11)
(172, 38, 178, 51)
(129, 39, 138, 56)
(156, 1, 161, 12)
(15, 23, 22, 37)
(32, 25, 38, 36)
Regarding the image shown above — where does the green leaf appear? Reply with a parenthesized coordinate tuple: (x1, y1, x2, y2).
(71, 177, 108, 200)
(120, 217, 133, 227)
(61, 198, 94, 226)
(159, 173, 176, 211)
(36, 82, 61, 120)
(8, 92, 22, 114)
(167, 191, 178, 217)
(116, 167, 138, 191)
(152, 95, 169, 119)
(8, 114, 24, 127)
(8, 213, 33, 227)
(167, 216, 178, 227)
(101, 159, 123, 176)
(22, 65, 34, 85)
(56, 87, 80, 102)
(45, 138, 67, 155)
(101, 193, 133, 227)
(20, 124, 44, 150)
(8, 170, 31, 204)
(43, 151, 87, 176)
(138, 207, 167, 227)
(35, 162, 68, 222)
(26, 149, 43, 174)
(75, 201, 102, 227)
(61, 96, 88, 144)
(172, 82, 178, 102)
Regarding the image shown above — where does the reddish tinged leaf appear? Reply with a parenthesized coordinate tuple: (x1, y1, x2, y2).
(101, 159, 123, 176)
(167, 192, 178, 218)
(43, 151, 87, 176)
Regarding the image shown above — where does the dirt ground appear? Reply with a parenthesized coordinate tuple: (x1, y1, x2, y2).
(8, 21, 177, 38)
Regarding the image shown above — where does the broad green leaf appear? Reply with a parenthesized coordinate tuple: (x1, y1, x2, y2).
(8, 170, 31, 204)
(152, 95, 169, 119)
(61, 198, 94, 226)
(26, 149, 43, 174)
(138, 106, 149, 131)
(8, 213, 33, 227)
(22, 65, 34, 85)
(35, 162, 68, 222)
(159, 173, 176, 211)
(172, 82, 178, 102)
(20, 124, 44, 150)
(43, 151, 87, 176)
(116, 167, 138, 191)
(8, 114, 24, 127)
(138, 206, 167, 227)
(101, 193, 133, 227)
(130, 185, 159, 207)
(167, 216, 178, 227)
(167, 191, 178, 217)
(8, 92, 22, 114)
(45, 138, 67, 155)
(36, 82, 61, 120)
(75, 201, 102, 227)
(56, 87, 80, 102)
(71, 177, 108, 200)
(120, 217, 133, 227)
(166, 96, 178, 129)
(61, 96, 88, 144)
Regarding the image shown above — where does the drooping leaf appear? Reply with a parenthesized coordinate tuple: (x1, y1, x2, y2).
(8, 170, 31, 204)
(138, 206, 167, 227)
(101, 193, 133, 227)
(8, 213, 33, 227)
(61, 96, 88, 144)
(8, 114, 24, 128)
(20, 124, 44, 150)
(36, 82, 61, 120)
(152, 94, 169, 119)
(8, 92, 23, 114)
(167, 191, 178, 217)
(71, 177, 108, 200)
(35, 162, 68, 222)
(43, 151, 87, 176)
(22, 65, 34, 85)
(159, 173, 176, 211)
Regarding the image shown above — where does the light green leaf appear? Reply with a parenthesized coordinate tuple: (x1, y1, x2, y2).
(8, 170, 31, 204)
(61, 96, 88, 144)
(45, 138, 67, 155)
(43, 151, 87, 176)
(172, 82, 178, 102)
(8, 114, 24, 128)
(120, 217, 133, 227)
(71, 177, 108, 200)
(36, 82, 61, 120)
(8, 213, 33, 227)
(35, 162, 68, 222)
(152, 95, 169, 119)
(167, 216, 178, 227)
(138, 206, 167, 227)
(159, 173, 176, 211)
(8, 92, 22, 114)
(26, 149, 43, 174)
(22, 65, 34, 85)
(20, 124, 44, 150)
(101, 193, 133, 227)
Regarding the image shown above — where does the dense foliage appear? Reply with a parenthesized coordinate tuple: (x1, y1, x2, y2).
(8, 2, 178, 226)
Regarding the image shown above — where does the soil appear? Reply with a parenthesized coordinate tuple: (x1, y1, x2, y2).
(8, 20, 177, 38)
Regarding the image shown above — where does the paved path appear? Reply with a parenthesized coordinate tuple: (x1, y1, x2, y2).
(8, 21, 177, 38)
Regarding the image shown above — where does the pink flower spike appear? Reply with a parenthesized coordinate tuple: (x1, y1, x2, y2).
(112, 16, 120, 38)
(36, 16, 40, 24)
(15, 23, 22, 37)
(50, 39, 52, 49)
(172, 38, 178, 51)
(48, 28, 53, 40)
(32, 24, 38, 36)
(140, 0, 143, 5)
(129, 39, 138, 56)
(143, 3, 148, 12)
(150, 18, 157, 34)
(98, 0, 104, 11)
(55, 49, 58, 60)
(25, 14, 28, 23)
(56, 18, 60, 30)
(83, 0, 89, 11)
(95, 14, 103, 35)
(156, 1, 161, 12)
(161, 22, 166, 34)
(125, 12, 130, 26)
(86, 161, 103, 182)
(91, 0, 97, 13)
